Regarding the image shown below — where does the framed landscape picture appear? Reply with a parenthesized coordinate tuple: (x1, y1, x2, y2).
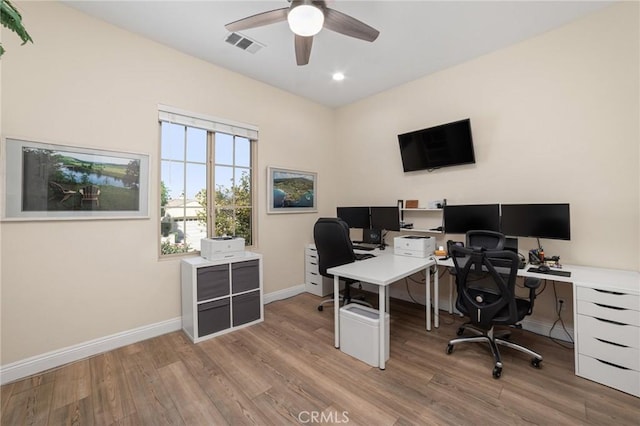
(267, 166, 317, 214)
(2, 138, 150, 220)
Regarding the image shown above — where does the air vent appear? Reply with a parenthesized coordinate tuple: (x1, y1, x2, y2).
(225, 32, 264, 54)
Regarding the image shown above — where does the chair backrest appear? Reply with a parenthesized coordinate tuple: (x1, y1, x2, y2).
(81, 185, 100, 199)
(466, 230, 505, 250)
(313, 218, 356, 278)
(451, 245, 519, 329)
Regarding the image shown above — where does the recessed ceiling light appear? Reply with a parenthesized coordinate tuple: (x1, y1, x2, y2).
(332, 72, 345, 81)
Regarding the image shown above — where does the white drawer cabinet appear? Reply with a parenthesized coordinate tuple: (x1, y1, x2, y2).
(575, 285, 640, 397)
(305, 244, 333, 297)
(181, 252, 263, 343)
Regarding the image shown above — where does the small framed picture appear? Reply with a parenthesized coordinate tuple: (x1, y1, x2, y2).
(267, 166, 317, 214)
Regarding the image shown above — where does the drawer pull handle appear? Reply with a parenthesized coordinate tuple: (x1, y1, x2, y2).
(595, 358, 630, 370)
(594, 317, 627, 326)
(310, 272, 318, 276)
(593, 289, 625, 296)
(594, 303, 626, 311)
(595, 338, 629, 348)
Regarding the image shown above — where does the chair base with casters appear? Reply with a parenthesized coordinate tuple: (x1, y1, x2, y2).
(446, 323, 543, 379)
(317, 279, 371, 311)
(447, 239, 543, 379)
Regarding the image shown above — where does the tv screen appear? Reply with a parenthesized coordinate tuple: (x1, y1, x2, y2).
(443, 204, 500, 234)
(398, 118, 475, 172)
(501, 204, 571, 240)
(337, 206, 370, 229)
(370, 206, 400, 231)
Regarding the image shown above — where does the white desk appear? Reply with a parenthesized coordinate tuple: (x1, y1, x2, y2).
(437, 256, 640, 397)
(328, 250, 437, 369)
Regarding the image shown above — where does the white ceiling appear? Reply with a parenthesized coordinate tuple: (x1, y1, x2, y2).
(62, 1, 613, 108)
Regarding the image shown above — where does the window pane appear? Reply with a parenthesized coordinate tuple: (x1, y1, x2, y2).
(184, 217, 207, 252)
(215, 207, 235, 237)
(235, 207, 252, 245)
(161, 122, 185, 161)
(185, 163, 206, 199)
(186, 127, 207, 163)
(234, 169, 251, 206)
(235, 137, 250, 167)
(215, 166, 234, 206)
(161, 161, 184, 201)
(215, 133, 234, 165)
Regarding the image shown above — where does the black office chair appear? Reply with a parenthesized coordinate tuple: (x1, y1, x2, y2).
(446, 245, 542, 378)
(446, 230, 506, 313)
(466, 229, 505, 250)
(313, 218, 371, 311)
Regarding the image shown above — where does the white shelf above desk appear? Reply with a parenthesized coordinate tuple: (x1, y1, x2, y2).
(400, 208, 444, 234)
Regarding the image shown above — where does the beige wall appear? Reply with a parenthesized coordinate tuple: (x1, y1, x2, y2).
(1, 2, 638, 367)
(0, 1, 337, 364)
(335, 3, 639, 322)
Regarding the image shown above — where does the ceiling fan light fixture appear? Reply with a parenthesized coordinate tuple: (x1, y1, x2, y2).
(288, 4, 324, 37)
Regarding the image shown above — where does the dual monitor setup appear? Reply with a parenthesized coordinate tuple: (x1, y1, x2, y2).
(444, 203, 571, 241)
(337, 206, 400, 248)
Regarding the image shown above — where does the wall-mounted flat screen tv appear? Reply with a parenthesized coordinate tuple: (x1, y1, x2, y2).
(398, 118, 475, 172)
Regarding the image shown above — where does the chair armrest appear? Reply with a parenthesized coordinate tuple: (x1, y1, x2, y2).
(524, 277, 541, 290)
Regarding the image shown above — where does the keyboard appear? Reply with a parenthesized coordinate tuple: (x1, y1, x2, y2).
(355, 253, 375, 261)
(527, 267, 571, 277)
(353, 245, 376, 251)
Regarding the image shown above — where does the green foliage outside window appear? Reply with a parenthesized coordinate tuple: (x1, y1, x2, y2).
(195, 170, 252, 244)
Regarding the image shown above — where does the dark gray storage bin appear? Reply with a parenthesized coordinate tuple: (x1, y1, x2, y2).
(231, 260, 260, 293)
(197, 264, 229, 301)
(198, 298, 230, 337)
(232, 290, 261, 326)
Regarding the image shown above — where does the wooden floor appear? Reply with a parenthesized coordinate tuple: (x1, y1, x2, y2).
(2, 293, 639, 425)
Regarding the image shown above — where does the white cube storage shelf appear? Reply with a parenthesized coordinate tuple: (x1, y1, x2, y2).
(181, 252, 263, 343)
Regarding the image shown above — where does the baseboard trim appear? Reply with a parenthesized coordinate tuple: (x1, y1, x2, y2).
(264, 284, 306, 304)
(0, 317, 182, 385)
(1, 286, 307, 385)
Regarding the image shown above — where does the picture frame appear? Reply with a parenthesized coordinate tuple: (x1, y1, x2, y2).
(267, 166, 317, 214)
(2, 138, 150, 221)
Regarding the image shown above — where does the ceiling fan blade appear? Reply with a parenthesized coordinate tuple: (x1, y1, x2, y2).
(225, 8, 288, 32)
(295, 35, 313, 66)
(323, 8, 379, 42)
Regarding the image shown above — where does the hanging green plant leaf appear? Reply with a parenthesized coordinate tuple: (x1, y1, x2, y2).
(1, 0, 34, 57)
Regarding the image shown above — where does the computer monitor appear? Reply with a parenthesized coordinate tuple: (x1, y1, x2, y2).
(370, 206, 401, 231)
(443, 204, 500, 234)
(336, 206, 370, 229)
(501, 203, 571, 240)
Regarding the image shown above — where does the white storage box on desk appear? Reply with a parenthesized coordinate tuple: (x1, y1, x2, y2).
(340, 304, 389, 367)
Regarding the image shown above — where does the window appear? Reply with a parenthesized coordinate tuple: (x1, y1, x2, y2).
(159, 106, 257, 256)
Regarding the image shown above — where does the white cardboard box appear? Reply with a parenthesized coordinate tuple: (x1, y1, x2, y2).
(200, 237, 245, 260)
(393, 235, 435, 258)
(339, 304, 389, 367)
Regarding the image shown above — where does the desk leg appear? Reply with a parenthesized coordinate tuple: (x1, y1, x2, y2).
(434, 266, 439, 328)
(449, 273, 454, 314)
(379, 285, 386, 370)
(334, 275, 340, 349)
(426, 267, 431, 331)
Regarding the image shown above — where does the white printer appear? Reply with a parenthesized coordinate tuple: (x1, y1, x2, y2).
(200, 237, 245, 260)
(393, 235, 435, 258)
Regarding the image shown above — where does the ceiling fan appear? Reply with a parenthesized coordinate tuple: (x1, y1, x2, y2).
(225, 0, 380, 66)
